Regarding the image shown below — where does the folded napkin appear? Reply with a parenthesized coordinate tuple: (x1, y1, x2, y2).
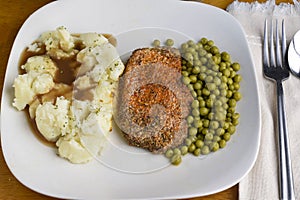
(226, 0, 300, 199)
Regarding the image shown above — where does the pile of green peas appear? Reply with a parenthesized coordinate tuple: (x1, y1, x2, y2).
(152, 38, 242, 165)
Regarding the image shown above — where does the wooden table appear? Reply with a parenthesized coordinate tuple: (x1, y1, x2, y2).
(0, 0, 293, 199)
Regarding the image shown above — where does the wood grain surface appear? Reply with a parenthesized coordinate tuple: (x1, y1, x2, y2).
(0, 0, 293, 199)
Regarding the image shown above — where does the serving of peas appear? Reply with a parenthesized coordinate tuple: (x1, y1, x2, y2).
(152, 37, 242, 165)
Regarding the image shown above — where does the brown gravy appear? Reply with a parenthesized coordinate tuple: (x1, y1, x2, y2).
(52, 56, 81, 85)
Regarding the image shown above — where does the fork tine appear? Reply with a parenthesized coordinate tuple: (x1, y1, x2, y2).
(263, 19, 269, 68)
(276, 20, 281, 68)
(282, 19, 287, 67)
(270, 20, 276, 68)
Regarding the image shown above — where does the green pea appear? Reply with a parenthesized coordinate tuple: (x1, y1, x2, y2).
(200, 57, 208, 64)
(195, 140, 204, 148)
(192, 66, 201, 74)
(185, 138, 192, 146)
(189, 75, 197, 83)
(187, 115, 194, 124)
(228, 99, 237, 107)
(165, 149, 173, 158)
(233, 82, 240, 90)
(171, 154, 182, 165)
(196, 42, 203, 48)
(221, 75, 228, 83)
(203, 119, 210, 128)
(222, 68, 231, 77)
(208, 112, 214, 120)
(219, 62, 227, 71)
(215, 112, 225, 121)
(200, 65, 206, 73)
(231, 62, 240, 71)
(207, 40, 214, 46)
(210, 120, 219, 129)
(152, 39, 160, 47)
(210, 46, 219, 54)
(202, 128, 209, 135)
(202, 88, 210, 96)
(181, 43, 188, 50)
(228, 125, 236, 134)
(199, 73, 206, 81)
(221, 52, 231, 62)
(193, 148, 201, 156)
(204, 45, 211, 51)
(229, 69, 236, 77)
(173, 148, 181, 155)
(206, 98, 213, 108)
(189, 127, 198, 136)
(227, 78, 233, 85)
(216, 128, 225, 136)
(181, 146, 188, 155)
(226, 90, 233, 98)
(200, 107, 209, 116)
(191, 100, 199, 108)
(233, 74, 242, 83)
(194, 60, 201, 67)
(196, 89, 202, 96)
(201, 145, 210, 155)
(193, 82, 202, 90)
(223, 122, 230, 130)
(206, 83, 216, 91)
(210, 142, 219, 152)
(185, 52, 193, 61)
(232, 113, 240, 120)
(193, 119, 203, 128)
(199, 100, 206, 107)
(219, 140, 226, 148)
(187, 40, 195, 46)
(205, 133, 214, 141)
(187, 84, 194, 91)
(198, 48, 207, 57)
(213, 135, 221, 142)
(220, 89, 227, 97)
(191, 91, 197, 98)
(213, 77, 221, 85)
(233, 92, 242, 101)
(192, 109, 200, 117)
(232, 119, 239, 126)
(165, 38, 174, 46)
(223, 132, 231, 141)
(212, 64, 220, 71)
(200, 38, 208, 45)
(182, 76, 191, 85)
(188, 143, 196, 153)
(182, 71, 189, 77)
(205, 75, 213, 83)
(228, 84, 235, 91)
(189, 135, 197, 142)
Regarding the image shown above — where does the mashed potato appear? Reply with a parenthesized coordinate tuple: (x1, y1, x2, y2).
(12, 56, 56, 110)
(12, 27, 125, 163)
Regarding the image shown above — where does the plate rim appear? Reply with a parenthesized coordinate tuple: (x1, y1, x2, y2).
(1, 0, 261, 199)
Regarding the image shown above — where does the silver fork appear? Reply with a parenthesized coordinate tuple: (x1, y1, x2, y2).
(263, 19, 295, 200)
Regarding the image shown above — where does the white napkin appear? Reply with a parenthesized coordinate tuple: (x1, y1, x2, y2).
(226, 0, 300, 199)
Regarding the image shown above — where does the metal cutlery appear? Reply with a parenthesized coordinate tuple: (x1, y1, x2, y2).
(263, 19, 295, 200)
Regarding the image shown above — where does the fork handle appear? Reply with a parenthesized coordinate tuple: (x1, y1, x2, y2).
(276, 81, 295, 200)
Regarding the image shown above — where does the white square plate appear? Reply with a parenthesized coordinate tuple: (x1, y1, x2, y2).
(1, 0, 261, 199)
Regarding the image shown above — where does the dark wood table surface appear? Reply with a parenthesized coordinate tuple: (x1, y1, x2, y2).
(0, 0, 293, 199)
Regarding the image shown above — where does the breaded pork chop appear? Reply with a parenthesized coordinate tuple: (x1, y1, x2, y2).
(115, 47, 193, 153)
